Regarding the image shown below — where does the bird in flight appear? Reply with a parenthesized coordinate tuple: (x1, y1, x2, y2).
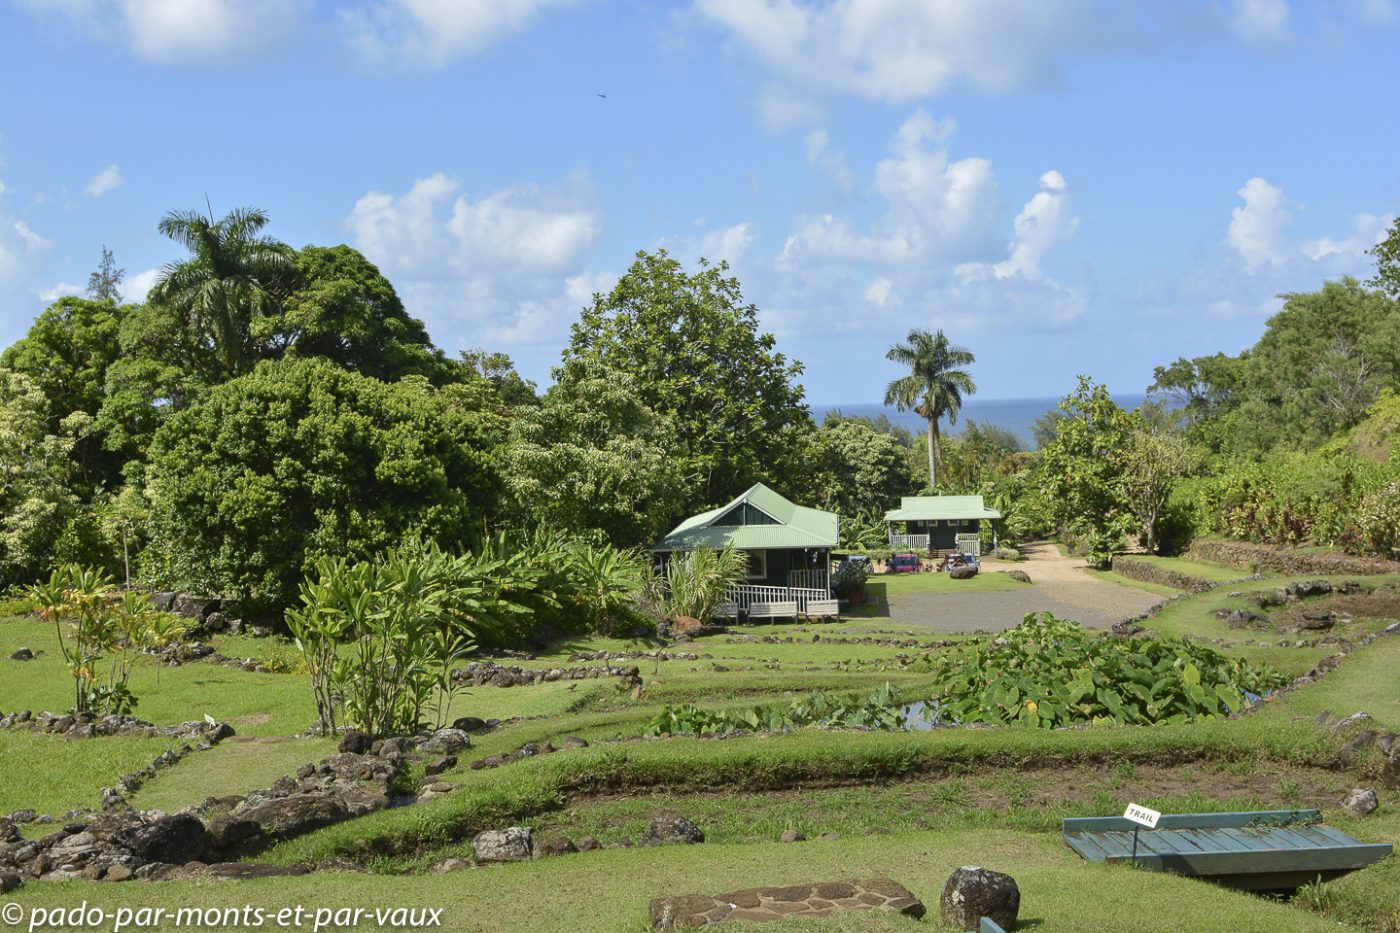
(596, 93, 607, 99)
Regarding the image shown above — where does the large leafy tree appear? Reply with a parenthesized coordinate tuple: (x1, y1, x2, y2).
(1118, 424, 1194, 554)
(143, 358, 505, 611)
(564, 249, 809, 510)
(505, 359, 685, 547)
(806, 416, 915, 517)
(150, 206, 296, 379)
(271, 245, 450, 382)
(1, 297, 128, 489)
(1035, 377, 1136, 567)
(883, 328, 976, 486)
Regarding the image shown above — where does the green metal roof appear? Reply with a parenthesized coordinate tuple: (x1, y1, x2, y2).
(884, 495, 1001, 522)
(653, 483, 839, 552)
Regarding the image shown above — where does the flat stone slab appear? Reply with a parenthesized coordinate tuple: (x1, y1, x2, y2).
(649, 878, 925, 928)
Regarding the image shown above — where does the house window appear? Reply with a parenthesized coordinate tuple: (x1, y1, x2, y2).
(746, 550, 768, 580)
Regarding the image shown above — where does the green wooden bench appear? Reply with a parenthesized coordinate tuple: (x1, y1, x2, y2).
(1063, 809, 1392, 891)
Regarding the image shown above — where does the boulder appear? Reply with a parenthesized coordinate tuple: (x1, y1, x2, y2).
(940, 866, 1020, 932)
(204, 816, 262, 853)
(338, 730, 372, 754)
(172, 594, 219, 619)
(472, 827, 533, 863)
(423, 756, 457, 776)
(1290, 580, 1333, 598)
(780, 829, 806, 843)
(422, 729, 471, 754)
(640, 815, 704, 847)
(560, 736, 589, 749)
(315, 857, 370, 874)
(0, 867, 20, 893)
(1338, 731, 1379, 767)
(949, 566, 978, 580)
(576, 836, 601, 852)
(8, 647, 34, 661)
(450, 717, 489, 733)
(113, 815, 210, 866)
(235, 794, 351, 840)
(1341, 788, 1379, 818)
(9, 809, 36, 824)
(1226, 609, 1265, 630)
(430, 857, 470, 874)
(533, 836, 578, 858)
(1006, 570, 1032, 584)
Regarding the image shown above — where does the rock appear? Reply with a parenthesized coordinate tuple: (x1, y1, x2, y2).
(423, 755, 457, 776)
(1290, 580, 1333, 598)
(817, 832, 841, 842)
(203, 862, 310, 880)
(780, 829, 806, 843)
(940, 866, 1020, 932)
(472, 827, 533, 863)
(640, 815, 704, 847)
(48, 831, 100, 861)
(202, 611, 229, 633)
(204, 816, 262, 853)
(649, 879, 924, 929)
(1301, 610, 1336, 630)
(1006, 570, 1032, 584)
(172, 594, 219, 619)
(533, 836, 578, 858)
(9, 809, 36, 824)
(560, 736, 589, 749)
(1226, 609, 1265, 630)
(103, 863, 134, 883)
(1341, 788, 1379, 818)
(1339, 731, 1379, 767)
(316, 857, 370, 874)
(430, 857, 470, 874)
(423, 729, 471, 754)
(949, 565, 978, 580)
(0, 867, 22, 892)
(8, 647, 34, 661)
(338, 730, 372, 754)
(235, 794, 351, 840)
(112, 815, 210, 865)
(576, 836, 601, 852)
(450, 717, 489, 733)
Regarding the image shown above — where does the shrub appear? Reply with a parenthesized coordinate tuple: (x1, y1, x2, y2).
(994, 545, 1022, 562)
(650, 683, 906, 736)
(143, 358, 503, 612)
(830, 559, 869, 597)
(662, 546, 747, 621)
(909, 612, 1288, 727)
(1352, 481, 1400, 558)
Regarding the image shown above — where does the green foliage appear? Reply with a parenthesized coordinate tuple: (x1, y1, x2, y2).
(911, 613, 1289, 728)
(143, 358, 504, 612)
(934, 419, 1027, 492)
(506, 358, 687, 547)
(829, 559, 869, 598)
(649, 682, 906, 736)
(1118, 425, 1195, 553)
(0, 369, 85, 587)
(285, 549, 473, 737)
(28, 565, 183, 715)
(274, 244, 450, 382)
(1352, 481, 1400, 558)
(662, 546, 747, 622)
(884, 328, 976, 485)
(565, 249, 809, 509)
(806, 416, 915, 517)
(838, 508, 888, 550)
(1034, 377, 1136, 567)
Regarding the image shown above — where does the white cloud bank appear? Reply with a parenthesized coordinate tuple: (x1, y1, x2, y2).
(341, 0, 571, 69)
(84, 164, 122, 198)
(19, 0, 303, 63)
(346, 170, 604, 350)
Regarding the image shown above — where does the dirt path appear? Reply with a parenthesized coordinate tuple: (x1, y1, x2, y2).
(879, 541, 1164, 632)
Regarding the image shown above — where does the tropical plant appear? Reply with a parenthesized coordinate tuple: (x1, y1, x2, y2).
(150, 206, 296, 378)
(662, 546, 748, 622)
(883, 329, 976, 486)
(28, 564, 175, 714)
(650, 682, 907, 736)
(830, 560, 869, 598)
(909, 612, 1288, 728)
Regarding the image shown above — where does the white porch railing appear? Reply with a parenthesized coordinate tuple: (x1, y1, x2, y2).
(726, 584, 829, 615)
(788, 569, 829, 592)
(888, 533, 929, 550)
(955, 533, 982, 556)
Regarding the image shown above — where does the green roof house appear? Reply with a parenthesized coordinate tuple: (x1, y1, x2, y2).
(883, 495, 1001, 555)
(653, 483, 838, 610)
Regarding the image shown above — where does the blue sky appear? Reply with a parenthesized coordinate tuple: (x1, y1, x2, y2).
(1, 0, 1397, 404)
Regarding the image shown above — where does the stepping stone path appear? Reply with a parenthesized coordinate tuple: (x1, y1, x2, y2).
(648, 879, 924, 929)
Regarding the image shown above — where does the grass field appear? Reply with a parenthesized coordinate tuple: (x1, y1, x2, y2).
(2, 570, 1397, 932)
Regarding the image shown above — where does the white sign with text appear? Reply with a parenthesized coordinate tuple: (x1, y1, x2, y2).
(1123, 803, 1161, 828)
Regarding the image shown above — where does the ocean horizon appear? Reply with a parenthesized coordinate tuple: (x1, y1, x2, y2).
(810, 394, 1151, 448)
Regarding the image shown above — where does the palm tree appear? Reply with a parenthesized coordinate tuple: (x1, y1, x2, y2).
(884, 328, 976, 486)
(151, 206, 295, 377)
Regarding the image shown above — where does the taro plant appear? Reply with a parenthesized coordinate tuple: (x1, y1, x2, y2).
(650, 682, 907, 736)
(29, 564, 173, 714)
(907, 612, 1289, 728)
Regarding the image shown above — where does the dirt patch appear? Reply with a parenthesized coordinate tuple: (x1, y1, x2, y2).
(1248, 592, 1400, 633)
(231, 714, 274, 726)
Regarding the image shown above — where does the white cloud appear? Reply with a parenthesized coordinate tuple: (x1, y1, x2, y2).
(346, 171, 602, 353)
(84, 165, 122, 198)
(19, 0, 301, 63)
(37, 281, 84, 302)
(0, 179, 54, 338)
(342, 0, 570, 68)
(804, 130, 856, 196)
(779, 110, 998, 268)
(1302, 212, 1393, 261)
(697, 0, 1106, 125)
(123, 267, 161, 303)
(1226, 177, 1292, 271)
(864, 276, 892, 306)
(700, 222, 756, 265)
(988, 170, 1080, 280)
(1232, 0, 1291, 44)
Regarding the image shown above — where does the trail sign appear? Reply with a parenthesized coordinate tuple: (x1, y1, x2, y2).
(1124, 803, 1161, 829)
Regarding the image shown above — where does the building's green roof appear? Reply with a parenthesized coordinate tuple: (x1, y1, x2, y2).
(884, 495, 1002, 522)
(653, 483, 839, 552)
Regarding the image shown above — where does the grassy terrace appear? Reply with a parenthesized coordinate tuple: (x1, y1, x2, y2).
(3, 572, 1397, 931)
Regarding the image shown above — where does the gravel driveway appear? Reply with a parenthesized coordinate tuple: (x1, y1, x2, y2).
(875, 542, 1163, 633)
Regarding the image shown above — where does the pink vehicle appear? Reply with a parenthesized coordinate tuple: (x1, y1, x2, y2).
(888, 553, 922, 573)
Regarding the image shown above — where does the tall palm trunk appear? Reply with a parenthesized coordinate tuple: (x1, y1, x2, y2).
(926, 415, 938, 486)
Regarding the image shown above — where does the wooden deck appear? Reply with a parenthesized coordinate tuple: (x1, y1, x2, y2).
(1063, 810, 1392, 891)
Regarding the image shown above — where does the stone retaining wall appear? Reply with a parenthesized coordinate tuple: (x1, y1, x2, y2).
(1111, 557, 1217, 592)
(1186, 540, 1400, 576)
